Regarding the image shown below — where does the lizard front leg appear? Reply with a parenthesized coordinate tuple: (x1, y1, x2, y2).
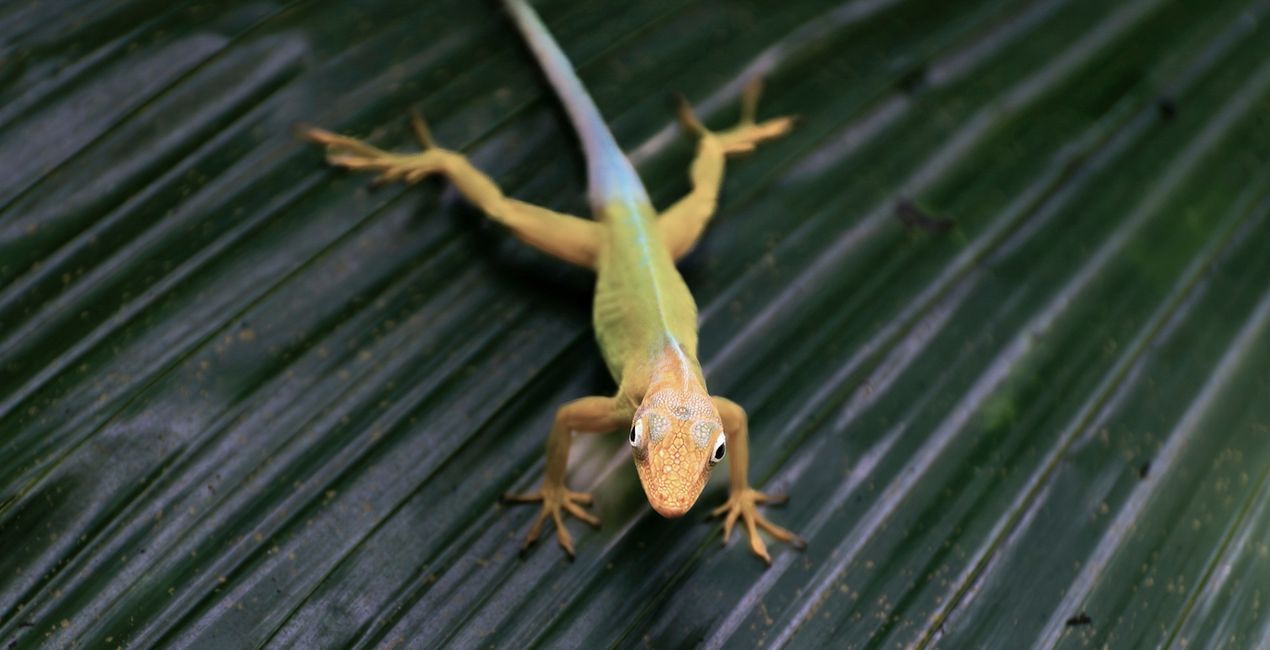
(658, 80, 795, 261)
(710, 396, 804, 564)
(502, 395, 631, 557)
(304, 113, 603, 269)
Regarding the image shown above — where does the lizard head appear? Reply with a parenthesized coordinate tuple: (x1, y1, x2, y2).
(628, 355, 726, 518)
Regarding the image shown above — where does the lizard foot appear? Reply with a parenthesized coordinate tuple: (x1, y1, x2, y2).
(501, 485, 600, 558)
(303, 111, 456, 185)
(676, 79, 796, 155)
(710, 487, 805, 565)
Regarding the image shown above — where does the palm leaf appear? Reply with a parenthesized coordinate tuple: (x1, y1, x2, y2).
(2, 0, 1268, 647)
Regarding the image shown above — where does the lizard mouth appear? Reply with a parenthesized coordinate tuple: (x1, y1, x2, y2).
(649, 500, 693, 518)
(634, 457, 708, 518)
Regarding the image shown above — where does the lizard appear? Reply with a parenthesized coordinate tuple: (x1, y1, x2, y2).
(304, 0, 803, 564)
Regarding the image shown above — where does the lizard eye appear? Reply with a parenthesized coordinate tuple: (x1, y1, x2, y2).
(629, 419, 644, 447)
(710, 435, 726, 465)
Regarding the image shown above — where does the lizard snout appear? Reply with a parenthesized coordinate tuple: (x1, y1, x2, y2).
(650, 500, 693, 519)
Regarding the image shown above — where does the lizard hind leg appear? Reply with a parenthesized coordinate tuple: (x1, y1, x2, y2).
(658, 80, 795, 261)
(303, 112, 603, 269)
(675, 79, 795, 155)
(303, 111, 445, 185)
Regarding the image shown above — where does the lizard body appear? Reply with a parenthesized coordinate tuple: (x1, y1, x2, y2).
(306, 0, 801, 563)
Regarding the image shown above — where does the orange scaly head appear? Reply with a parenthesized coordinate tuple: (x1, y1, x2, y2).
(628, 351, 727, 518)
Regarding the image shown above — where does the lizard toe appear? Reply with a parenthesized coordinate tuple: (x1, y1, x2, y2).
(711, 487, 802, 564)
(504, 485, 600, 558)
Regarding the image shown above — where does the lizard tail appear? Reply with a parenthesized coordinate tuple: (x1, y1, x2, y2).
(502, 0, 649, 209)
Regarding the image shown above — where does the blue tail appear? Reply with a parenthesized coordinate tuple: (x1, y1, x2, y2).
(503, 0, 651, 209)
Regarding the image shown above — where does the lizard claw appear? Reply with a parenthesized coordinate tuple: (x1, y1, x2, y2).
(502, 485, 600, 557)
(711, 487, 804, 565)
(409, 109, 437, 149)
(674, 93, 708, 136)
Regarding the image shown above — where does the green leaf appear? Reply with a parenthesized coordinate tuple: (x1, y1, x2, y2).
(2, 0, 1268, 647)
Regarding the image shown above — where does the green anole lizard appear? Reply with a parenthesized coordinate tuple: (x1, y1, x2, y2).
(305, 0, 802, 564)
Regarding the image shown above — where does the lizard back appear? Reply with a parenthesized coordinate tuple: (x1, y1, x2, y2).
(505, 0, 704, 396)
(592, 198, 701, 394)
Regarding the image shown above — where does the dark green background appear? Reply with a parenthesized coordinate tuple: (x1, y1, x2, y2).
(2, 0, 1268, 647)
